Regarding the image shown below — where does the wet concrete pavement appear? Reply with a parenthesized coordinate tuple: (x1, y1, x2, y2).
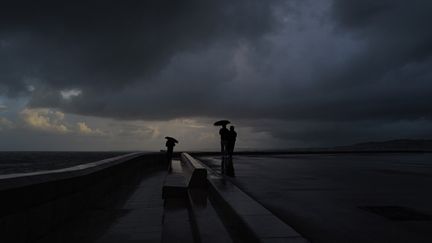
(37, 168, 165, 243)
(199, 153, 432, 243)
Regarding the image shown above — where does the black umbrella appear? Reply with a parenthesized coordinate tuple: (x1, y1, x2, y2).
(214, 120, 230, 126)
(165, 136, 179, 143)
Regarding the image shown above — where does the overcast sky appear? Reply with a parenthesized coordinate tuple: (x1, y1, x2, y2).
(1, 0, 432, 151)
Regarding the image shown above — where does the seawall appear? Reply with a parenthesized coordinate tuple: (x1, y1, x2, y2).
(0, 152, 165, 243)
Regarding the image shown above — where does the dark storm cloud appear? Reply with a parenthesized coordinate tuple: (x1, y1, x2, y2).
(0, 0, 275, 95)
(309, 0, 432, 121)
(2, 0, 432, 146)
(252, 0, 432, 144)
(330, 0, 432, 83)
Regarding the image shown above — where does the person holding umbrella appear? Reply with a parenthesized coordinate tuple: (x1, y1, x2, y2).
(214, 120, 230, 173)
(165, 136, 178, 167)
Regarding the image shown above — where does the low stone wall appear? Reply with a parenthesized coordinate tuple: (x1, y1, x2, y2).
(0, 152, 165, 243)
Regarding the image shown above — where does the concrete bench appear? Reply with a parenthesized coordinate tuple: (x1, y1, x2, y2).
(162, 153, 208, 198)
(181, 153, 207, 188)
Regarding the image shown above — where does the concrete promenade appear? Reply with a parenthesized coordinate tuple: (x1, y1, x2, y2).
(1, 152, 309, 242)
(198, 153, 432, 243)
(4, 152, 431, 242)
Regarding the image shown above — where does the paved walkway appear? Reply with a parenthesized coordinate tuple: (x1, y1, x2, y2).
(38, 168, 166, 243)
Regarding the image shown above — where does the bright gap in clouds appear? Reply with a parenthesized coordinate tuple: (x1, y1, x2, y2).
(60, 89, 82, 100)
(0, 104, 286, 151)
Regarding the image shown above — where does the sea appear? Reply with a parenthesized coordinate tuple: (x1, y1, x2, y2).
(0, 152, 130, 175)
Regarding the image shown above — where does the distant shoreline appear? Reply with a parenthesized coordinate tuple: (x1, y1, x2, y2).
(190, 150, 432, 156)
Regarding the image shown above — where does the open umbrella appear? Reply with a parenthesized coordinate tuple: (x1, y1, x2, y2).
(214, 120, 230, 126)
(165, 136, 179, 143)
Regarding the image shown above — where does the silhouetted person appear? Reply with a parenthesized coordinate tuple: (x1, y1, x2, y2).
(165, 137, 178, 171)
(226, 126, 237, 176)
(166, 139, 176, 163)
(219, 124, 229, 173)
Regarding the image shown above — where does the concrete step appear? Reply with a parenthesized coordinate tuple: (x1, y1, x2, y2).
(161, 198, 196, 243)
(188, 188, 232, 243)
